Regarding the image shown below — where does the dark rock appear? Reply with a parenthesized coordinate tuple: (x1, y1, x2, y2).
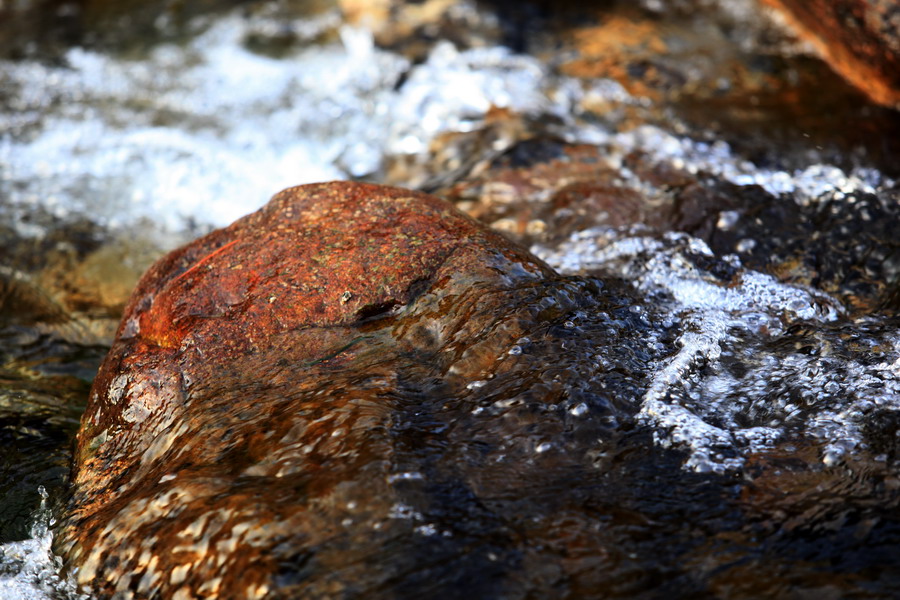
(445, 140, 900, 315)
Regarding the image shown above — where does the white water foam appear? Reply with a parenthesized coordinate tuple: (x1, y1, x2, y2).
(0, 488, 87, 600)
(609, 125, 887, 205)
(563, 123, 891, 211)
(2, 3, 886, 245)
(536, 229, 900, 473)
(0, 7, 586, 241)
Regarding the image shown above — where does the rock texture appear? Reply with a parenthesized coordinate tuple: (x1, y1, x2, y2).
(58, 182, 640, 598)
(764, 0, 900, 108)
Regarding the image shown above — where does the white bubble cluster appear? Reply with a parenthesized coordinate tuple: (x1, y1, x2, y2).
(0, 7, 597, 242)
(0, 489, 87, 600)
(603, 125, 888, 205)
(537, 228, 900, 473)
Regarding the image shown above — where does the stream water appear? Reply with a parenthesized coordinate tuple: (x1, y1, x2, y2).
(2, 0, 900, 598)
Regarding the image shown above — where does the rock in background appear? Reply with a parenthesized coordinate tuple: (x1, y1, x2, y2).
(762, 0, 900, 109)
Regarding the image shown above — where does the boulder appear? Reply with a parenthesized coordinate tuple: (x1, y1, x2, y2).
(763, 0, 900, 109)
(57, 181, 643, 598)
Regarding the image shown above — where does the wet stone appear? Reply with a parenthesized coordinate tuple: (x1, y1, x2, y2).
(446, 139, 900, 315)
(57, 182, 663, 598)
(55, 177, 900, 599)
(763, 0, 900, 109)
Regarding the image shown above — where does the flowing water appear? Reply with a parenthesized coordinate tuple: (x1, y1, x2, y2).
(2, 0, 900, 597)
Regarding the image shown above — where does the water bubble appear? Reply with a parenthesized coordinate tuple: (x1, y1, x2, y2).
(569, 403, 588, 417)
(387, 471, 425, 484)
(535, 442, 553, 453)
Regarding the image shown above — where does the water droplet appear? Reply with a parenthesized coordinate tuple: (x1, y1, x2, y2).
(569, 403, 588, 416)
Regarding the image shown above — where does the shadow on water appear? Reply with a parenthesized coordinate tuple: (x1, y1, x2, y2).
(0, 328, 105, 543)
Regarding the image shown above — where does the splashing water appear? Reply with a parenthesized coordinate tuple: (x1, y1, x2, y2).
(0, 488, 86, 600)
(0, 7, 583, 240)
(536, 228, 900, 473)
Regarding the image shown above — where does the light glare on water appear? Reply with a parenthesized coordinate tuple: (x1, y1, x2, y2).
(0, 488, 86, 600)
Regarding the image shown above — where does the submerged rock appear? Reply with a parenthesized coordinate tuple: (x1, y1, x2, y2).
(58, 181, 659, 598)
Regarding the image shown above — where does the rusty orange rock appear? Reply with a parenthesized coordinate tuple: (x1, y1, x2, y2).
(132, 181, 550, 352)
(57, 181, 570, 598)
(764, 0, 900, 109)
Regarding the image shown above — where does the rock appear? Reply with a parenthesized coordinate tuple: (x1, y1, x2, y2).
(58, 181, 656, 598)
(338, 0, 495, 59)
(763, 0, 900, 109)
(56, 184, 900, 599)
(444, 138, 900, 315)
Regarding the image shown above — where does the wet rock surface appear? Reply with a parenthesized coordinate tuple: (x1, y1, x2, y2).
(763, 0, 900, 109)
(445, 141, 900, 315)
(58, 181, 900, 599)
(59, 182, 600, 597)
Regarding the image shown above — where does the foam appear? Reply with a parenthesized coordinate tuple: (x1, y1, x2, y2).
(0, 8, 587, 241)
(603, 126, 888, 205)
(536, 229, 900, 473)
(0, 489, 86, 600)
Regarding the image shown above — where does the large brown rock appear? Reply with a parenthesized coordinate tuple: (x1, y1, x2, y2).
(66, 180, 900, 600)
(57, 181, 624, 598)
(764, 0, 900, 109)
